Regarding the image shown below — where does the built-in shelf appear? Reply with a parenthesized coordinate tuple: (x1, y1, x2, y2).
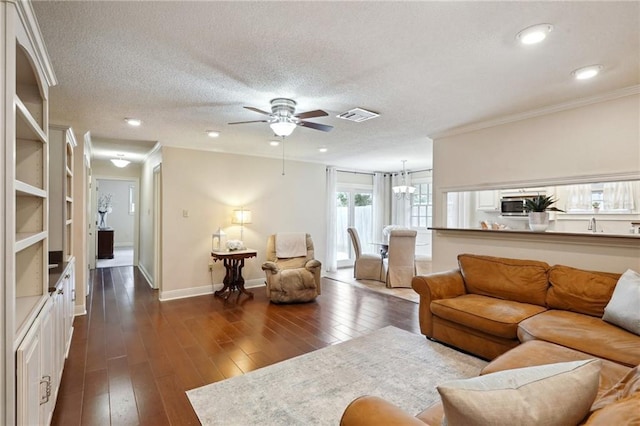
(15, 180, 46, 198)
(15, 96, 46, 142)
(15, 231, 47, 253)
(14, 295, 47, 346)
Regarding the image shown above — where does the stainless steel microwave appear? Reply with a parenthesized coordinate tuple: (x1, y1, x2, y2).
(500, 197, 530, 216)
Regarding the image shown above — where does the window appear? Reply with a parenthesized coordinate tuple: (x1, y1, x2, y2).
(336, 188, 374, 265)
(565, 181, 635, 213)
(410, 182, 433, 228)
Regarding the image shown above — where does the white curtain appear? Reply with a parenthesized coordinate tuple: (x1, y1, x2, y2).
(566, 184, 592, 211)
(372, 172, 386, 242)
(325, 167, 338, 272)
(603, 182, 635, 210)
(391, 172, 411, 227)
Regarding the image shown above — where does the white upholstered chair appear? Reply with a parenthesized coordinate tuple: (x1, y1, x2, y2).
(383, 229, 417, 288)
(347, 227, 383, 281)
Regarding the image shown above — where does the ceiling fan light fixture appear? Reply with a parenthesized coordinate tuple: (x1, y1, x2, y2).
(270, 120, 296, 137)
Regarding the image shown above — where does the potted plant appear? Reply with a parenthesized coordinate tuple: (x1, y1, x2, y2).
(524, 195, 564, 232)
(592, 201, 600, 213)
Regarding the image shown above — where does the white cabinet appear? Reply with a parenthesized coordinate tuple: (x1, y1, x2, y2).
(3, 1, 56, 423)
(476, 190, 500, 212)
(16, 259, 74, 426)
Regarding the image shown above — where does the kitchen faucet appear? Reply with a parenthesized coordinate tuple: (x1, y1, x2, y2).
(588, 217, 597, 233)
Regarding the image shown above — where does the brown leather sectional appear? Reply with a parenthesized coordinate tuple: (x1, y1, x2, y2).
(340, 254, 640, 425)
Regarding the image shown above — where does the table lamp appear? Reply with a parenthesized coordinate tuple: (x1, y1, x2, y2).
(232, 208, 252, 242)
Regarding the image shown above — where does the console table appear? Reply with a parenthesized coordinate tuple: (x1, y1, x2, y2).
(98, 228, 115, 259)
(211, 249, 257, 300)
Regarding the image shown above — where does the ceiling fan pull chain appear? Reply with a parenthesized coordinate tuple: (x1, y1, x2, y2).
(281, 136, 286, 176)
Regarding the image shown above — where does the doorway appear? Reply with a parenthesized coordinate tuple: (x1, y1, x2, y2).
(94, 178, 139, 268)
(336, 186, 374, 268)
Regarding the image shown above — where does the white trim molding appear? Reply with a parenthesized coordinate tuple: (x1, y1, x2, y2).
(158, 278, 265, 302)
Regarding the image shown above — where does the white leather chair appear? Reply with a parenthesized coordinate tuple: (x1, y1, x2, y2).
(383, 229, 417, 288)
(347, 227, 383, 281)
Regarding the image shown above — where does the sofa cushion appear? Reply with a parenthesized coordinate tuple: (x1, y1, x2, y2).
(602, 269, 640, 335)
(431, 294, 546, 339)
(437, 359, 601, 426)
(457, 254, 549, 306)
(547, 265, 620, 317)
(518, 310, 640, 367)
(481, 340, 631, 402)
(585, 366, 640, 425)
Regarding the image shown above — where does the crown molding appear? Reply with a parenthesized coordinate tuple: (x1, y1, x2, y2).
(431, 85, 640, 140)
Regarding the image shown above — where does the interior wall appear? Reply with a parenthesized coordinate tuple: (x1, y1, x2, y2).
(432, 93, 640, 273)
(159, 147, 327, 300)
(138, 148, 162, 286)
(96, 179, 136, 246)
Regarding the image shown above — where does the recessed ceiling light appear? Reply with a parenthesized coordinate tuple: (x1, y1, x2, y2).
(572, 65, 603, 80)
(516, 24, 553, 45)
(125, 118, 142, 126)
(207, 130, 220, 138)
(269, 140, 280, 147)
(318, 147, 328, 153)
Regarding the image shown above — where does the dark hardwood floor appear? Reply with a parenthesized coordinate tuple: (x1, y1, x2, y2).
(51, 266, 420, 425)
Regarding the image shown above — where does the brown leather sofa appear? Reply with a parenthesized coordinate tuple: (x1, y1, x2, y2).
(341, 254, 640, 425)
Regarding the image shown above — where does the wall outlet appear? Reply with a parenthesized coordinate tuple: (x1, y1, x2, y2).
(208, 262, 214, 271)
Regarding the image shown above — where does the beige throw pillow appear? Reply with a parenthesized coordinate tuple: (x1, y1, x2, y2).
(437, 359, 601, 426)
(602, 269, 640, 335)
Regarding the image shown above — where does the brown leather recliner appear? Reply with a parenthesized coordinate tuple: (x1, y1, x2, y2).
(261, 233, 321, 303)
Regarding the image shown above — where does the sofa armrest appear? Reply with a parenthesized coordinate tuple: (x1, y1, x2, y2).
(305, 259, 321, 271)
(340, 396, 427, 426)
(412, 269, 466, 337)
(261, 261, 279, 274)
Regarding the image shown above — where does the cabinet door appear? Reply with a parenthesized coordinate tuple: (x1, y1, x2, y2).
(476, 190, 499, 211)
(63, 262, 75, 356)
(16, 315, 43, 426)
(40, 300, 56, 425)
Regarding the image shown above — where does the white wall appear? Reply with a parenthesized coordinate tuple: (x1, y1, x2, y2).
(96, 179, 135, 246)
(432, 93, 640, 273)
(138, 147, 162, 287)
(157, 147, 326, 300)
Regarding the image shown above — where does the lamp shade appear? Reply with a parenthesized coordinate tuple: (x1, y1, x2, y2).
(232, 209, 252, 225)
(270, 120, 296, 137)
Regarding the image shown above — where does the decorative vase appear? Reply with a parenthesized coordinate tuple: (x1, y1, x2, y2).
(528, 212, 549, 232)
(98, 211, 107, 229)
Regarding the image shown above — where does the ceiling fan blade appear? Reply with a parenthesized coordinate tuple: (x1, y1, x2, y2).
(294, 109, 329, 120)
(244, 106, 272, 116)
(298, 121, 333, 132)
(228, 119, 269, 125)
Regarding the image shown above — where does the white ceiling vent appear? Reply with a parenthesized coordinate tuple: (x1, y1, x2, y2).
(336, 107, 379, 122)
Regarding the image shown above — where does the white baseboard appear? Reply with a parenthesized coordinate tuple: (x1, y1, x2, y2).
(159, 278, 265, 301)
(137, 263, 154, 288)
(73, 304, 87, 316)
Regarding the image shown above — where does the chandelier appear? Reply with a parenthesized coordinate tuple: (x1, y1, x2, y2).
(392, 160, 416, 199)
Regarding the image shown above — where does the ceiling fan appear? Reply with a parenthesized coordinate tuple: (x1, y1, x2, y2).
(228, 98, 333, 137)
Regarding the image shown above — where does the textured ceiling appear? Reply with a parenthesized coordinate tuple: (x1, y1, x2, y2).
(32, 1, 639, 172)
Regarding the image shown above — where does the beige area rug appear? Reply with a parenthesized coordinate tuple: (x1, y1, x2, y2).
(324, 267, 427, 303)
(187, 326, 487, 425)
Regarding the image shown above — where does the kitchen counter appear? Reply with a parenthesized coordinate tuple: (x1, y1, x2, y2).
(48, 260, 73, 292)
(430, 227, 640, 248)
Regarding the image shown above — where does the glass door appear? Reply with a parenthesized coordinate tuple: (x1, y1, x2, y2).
(336, 188, 374, 267)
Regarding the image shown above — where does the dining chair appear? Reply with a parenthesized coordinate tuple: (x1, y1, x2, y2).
(347, 227, 384, 281)
(383, 229, 417, 288)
